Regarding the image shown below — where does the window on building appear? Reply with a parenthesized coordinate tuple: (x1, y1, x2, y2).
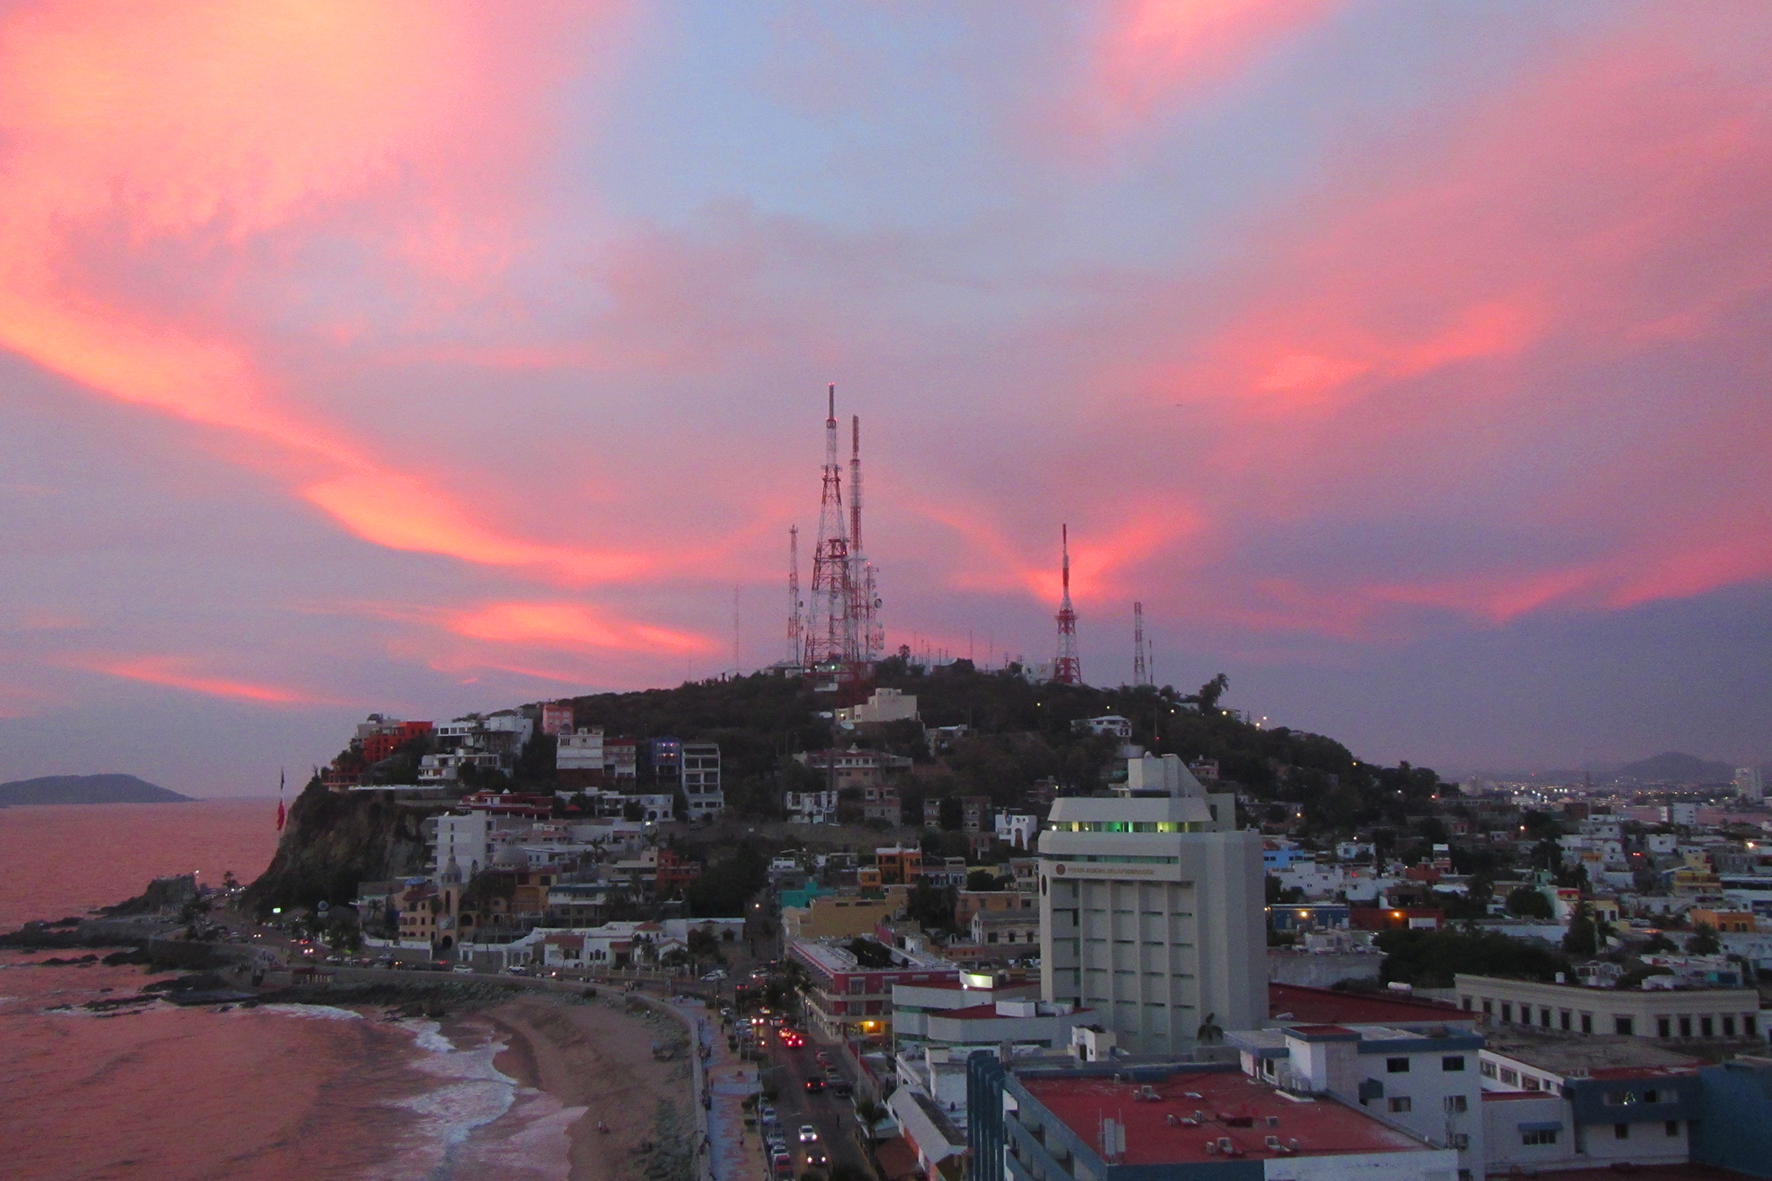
(1725, 1016, 1737, 1037)
(1658, 1018, 1671, 1038)
(1748, 1015, 1758, 1037)
(1501, 1003, 1513, 1023)
(1524, 1077, 1541, 1092)
(1388, 1097, 1412, 1113)
(1541, 1007, 1553, 1027)
(1462, 997, 1472, 1011)
(1445, 1095, 1468, 1114)
(1701, 1017, 1714, 1038)
(1480, 1061, 1497, 1079)
(1387, 1058, 1411, 1073)
(1561, 1010, 1573, 1030)
(1581, 1013, 1593, 1034)
(1521, 1129, 1558, 1146)
(1452, 1134, 1470, 1150)
(1501, 1069, 1520, 1086)
(1482, 999, 1493, 1016)
(1666, 1121, 1681, 1137)
(1443, 1056, 1465, 1072)
(1615, 1124, 1630, 1140)
(1615, 1017, 1635, 1036)
(1679, 1016, 1692, 1038)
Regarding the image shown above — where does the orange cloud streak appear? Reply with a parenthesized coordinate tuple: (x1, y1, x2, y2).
(445, 602, 717, 658)
(82, 656, 329, 706)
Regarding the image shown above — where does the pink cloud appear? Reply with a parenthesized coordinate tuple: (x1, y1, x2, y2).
(1069, 0, 1344, 140)
(0, 0, 650, 590)
(1103, 5, 1772, 634)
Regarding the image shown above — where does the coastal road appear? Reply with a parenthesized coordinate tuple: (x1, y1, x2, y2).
(763, 1030, 870, 1180)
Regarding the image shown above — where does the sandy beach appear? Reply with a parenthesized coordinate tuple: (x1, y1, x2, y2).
(482, 990, 700, 1181)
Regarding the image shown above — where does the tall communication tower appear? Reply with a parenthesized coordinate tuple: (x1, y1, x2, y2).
(1133, 601, 1149, 686)
(1053, 524, 1081, 684)
(787, 525, 803, 665)
(848, 415, 883, 661)
(806, 385, 859, 671)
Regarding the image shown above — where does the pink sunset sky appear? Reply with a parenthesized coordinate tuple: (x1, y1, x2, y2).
(2, 0, 1770, 794)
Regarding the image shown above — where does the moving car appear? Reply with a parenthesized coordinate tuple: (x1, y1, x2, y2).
(804, 1148, 829, 1168)
(805, 1075, 825, 1092)
(798, 1125, 819, 1144)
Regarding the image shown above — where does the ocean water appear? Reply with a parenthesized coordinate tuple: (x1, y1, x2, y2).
(0, 800, 575, 1181)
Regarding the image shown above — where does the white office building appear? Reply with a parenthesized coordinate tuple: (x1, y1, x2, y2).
(1736, 767, 1764, 802)
(1038, 753, 1266, 1053)
(557, 727, 605, 771)
(681, 742, 723, 821)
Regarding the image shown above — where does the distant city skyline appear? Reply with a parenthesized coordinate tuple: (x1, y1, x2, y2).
(2, 2, 1770, 795)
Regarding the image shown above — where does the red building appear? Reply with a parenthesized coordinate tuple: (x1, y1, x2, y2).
(363, 720, 433, 764)
(655, 848, 702, 893)
(1349, 906, 1443, 931)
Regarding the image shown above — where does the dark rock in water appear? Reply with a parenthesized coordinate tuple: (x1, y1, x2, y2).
(142, 971, 230, 994)
(102, 949, 151, 967)
(101, 874, 198, 916)
(164, 989, 257, 1007)
(0, 774, 190, 806)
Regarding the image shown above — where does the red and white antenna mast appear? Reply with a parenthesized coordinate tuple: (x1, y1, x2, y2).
(848, 414, 882, 664)
(807, 385, 857, 671)
(1133, 601, 1149, 687)
(788, 525, 803, 666)
(1054, 524, 1081, 684)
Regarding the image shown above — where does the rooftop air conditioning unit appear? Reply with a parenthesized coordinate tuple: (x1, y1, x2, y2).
(1204, 1142, 1217, 1155)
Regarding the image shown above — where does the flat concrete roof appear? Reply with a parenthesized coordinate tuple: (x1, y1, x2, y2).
(1482, 1031, 1702, 1078)
(1020, 1068, 1428, 1167)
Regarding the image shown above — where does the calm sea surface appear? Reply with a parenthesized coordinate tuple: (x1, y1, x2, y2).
(0, 800, 571, 1181)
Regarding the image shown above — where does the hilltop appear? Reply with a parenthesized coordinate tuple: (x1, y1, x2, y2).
(252, 659, 1449, 910)
(1611, 751, 1735, 785)
(0, 774, 190, 806)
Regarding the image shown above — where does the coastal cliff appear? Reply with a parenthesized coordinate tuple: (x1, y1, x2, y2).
(244, 783, 435, 912)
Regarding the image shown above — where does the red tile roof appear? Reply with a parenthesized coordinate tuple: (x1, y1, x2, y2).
(1268, 983, 1460, 1024)
(1020, 1069, 1428, 1166)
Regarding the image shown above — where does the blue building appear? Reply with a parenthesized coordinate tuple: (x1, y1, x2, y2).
(1267, 903, 1351, 932)
(1692, 1058, 1772, 1178)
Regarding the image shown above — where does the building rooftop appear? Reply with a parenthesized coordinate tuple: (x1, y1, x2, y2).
(1483, 1031, 1702, 1078)
(1268, 983, 1460, 1025)
(790, 936, 956, 977)
(1020, 1068, 1430, 1166)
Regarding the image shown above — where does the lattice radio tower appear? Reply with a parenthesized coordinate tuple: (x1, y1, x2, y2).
(1053, 524, 1081, 684)
(806, 385, 860, 670)
(849, 415, 882, 661)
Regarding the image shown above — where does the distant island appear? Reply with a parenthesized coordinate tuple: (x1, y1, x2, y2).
(0, 774, 191, 806)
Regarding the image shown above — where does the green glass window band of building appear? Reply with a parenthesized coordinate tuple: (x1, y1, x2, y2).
(1040, 853, 1182, 865)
